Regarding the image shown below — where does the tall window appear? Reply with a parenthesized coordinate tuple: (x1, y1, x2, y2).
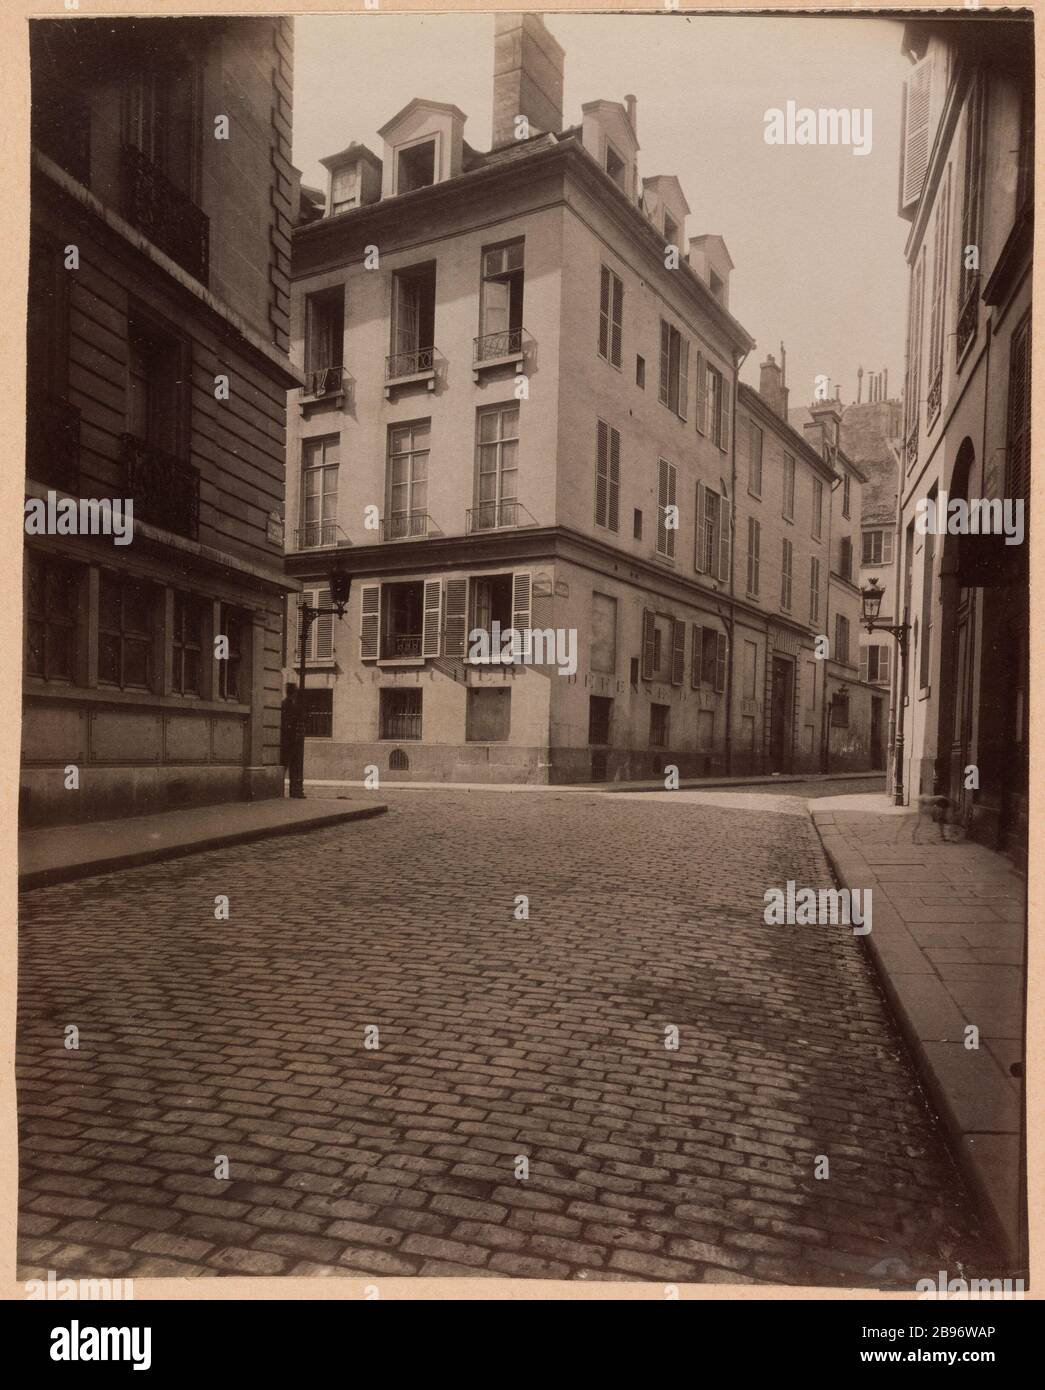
(783, 453, 795, 520)
(658, 320, 689, 418)
(838, 536, 853, 582)
(598, 267, 623, 368)
(862, 645, 891, 684)
(475, 403, 519, 530)
(99, 573, 154, 690)
(957, 76, 985, 359)
(700, 362, 728, 450)
(301, 435, 339, 548)
(862, 530, 894, 566)
(919, 488, 936, 691)
(812, 477, 824, 540)
(746, 517, 761, 595)
(842, 471, 852, 519)
(834, 613, 851, 666)
(305, 287, 344, 384)
(781, 538, 793, 611)
(387, 421, 429, 539)
(696, 485, 722, 576)
(381, 687, 423, 739)
(926, 166, 951, 422)
(26, 553, 78, 682)
(748, 422, 763, 496)
(1006, 317, 1031, 502)
(656, 459, 677, 559)
(218, 605, 247, 702)
(395, 138, 436, 194)
(331, 163, 360, 213)
(389, 262, 436, 374)
(595, 419, 621, 532)
(480, 241, 524, 347)
(127, 310, 186, 456)
(903, 250, 926, 467)
(172, 591, 204, 696)
(124, 59, 200, 196)
(809, 556, 821, 623)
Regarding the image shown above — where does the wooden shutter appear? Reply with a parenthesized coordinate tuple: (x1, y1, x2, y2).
(694, 481, 707, 572)
(671, 618, 685, 686)
(422, 578, 442, 657)
(718, 375, 730, 453)
(443, 577, 468, 656)
(880, 647, 891, 684)
(314, 586, 333, 659)
(608, 425, 620, 531)
(678, 338, 690, 421)
(717, 485, 731, 583)
(690, 624, 702, 689)
(658, 320, 670, 403)
(883, 532, 894, 565)
(359, 583, 380, 660)
(695, 352, 707, 435)
(595, 419, 609, 526)
(1007, 319, 1031, 500)
(715, 632, 727, 693)
(641, 608, 656, 679)
(598, 267, 610, 358)
(902, 57, 933, 210)
(860, 647, 869, 682)
(611, 274, 623, 367)
(511, 570, 532, 633)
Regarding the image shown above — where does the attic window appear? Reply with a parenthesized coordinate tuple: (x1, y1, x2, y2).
(396, 139, 436, 194)
(663, 212, 679, 248)
(709, 268, 724, 302)
(331, 164, 360, 213)
(605, 143, 626, 190)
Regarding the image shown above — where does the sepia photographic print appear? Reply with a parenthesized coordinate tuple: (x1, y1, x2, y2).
(8, 0, 1037, 1343)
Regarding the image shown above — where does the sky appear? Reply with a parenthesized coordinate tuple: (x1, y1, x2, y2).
(292, 11, 912, 410)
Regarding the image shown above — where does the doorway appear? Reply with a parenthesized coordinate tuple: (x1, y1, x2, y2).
(870, 696, 884, 771)
(768, 655, 793, 772)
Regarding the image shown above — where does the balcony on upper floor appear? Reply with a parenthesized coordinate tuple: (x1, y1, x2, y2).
(384, 345, 440, 397)
(295, 519, 348, 552)
(466, 500, 537, 534)
(472, 327, 533, 381)
(381, 511, 438, 542)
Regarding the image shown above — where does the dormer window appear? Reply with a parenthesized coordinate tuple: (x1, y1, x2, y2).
(709, 268, 724, 302)
(605, 143, 626, 191)
(396, 137, 436, 194)
(331, 164, 360, 213)
(663, 212, 680, 248)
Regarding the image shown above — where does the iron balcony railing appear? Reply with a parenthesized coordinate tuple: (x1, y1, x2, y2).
(385, 346, 436, 380)
(303, 365, 345, 399)
(120, 433, 200, 540)
(122, 143, 209, 285)
(466, 500, 535, 533)
(381, 633, 423, 659)
(26, 395, 80, 493)
(956, 278, 980, 360)
(927, 368, 943, 425)
(473, 327, 528, 364)
(382, 511, 432, 541)
(296, 520, 340, 550)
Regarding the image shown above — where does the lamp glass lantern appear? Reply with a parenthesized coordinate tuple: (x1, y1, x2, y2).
(861, 577, 884, 627)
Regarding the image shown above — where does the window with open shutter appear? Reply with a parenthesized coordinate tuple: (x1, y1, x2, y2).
(701, 627, 717, 686)
(927, 166, 951, 419)
(511, 571, 532, 634)
(718, 375, 730, 453)
(311, 586, 333, 660)
(659, 320, 670, 404)
(694, 481, 707, 572)
(1006, 317, 1031, 501)
(595, 419, 620, 531)
(422, 579, 442, 657)
(641, 608, 656, 679)
(608, 426, 620, 530)
(443, 577, 468, 656)
(717, 483, 731, 584)
(695, 352, 707, 435)
(657, 459, 676, 559)
(359, 583, 380, 660)
(678, 338, 689, 421)
(715, 632, 727, 693)
(901, 57, 933, 210)
(610, 274, 623, 367)
(690, 624, 702, 690)
(671, 618, 685, 686)
(860, 647, 869, 682)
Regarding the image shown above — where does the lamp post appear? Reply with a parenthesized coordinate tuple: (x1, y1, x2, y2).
(289, 568, 351, 800)
(860, 576, 910, 808)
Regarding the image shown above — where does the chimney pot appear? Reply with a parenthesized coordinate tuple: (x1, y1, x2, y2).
(625, 93, 637, 137)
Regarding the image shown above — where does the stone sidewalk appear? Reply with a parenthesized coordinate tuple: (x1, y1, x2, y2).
(811, 797, 1025, 1268)
(19, 797, 387, 892)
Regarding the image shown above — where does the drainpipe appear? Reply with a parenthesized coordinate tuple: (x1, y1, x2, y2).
(725, 345, 749, 777)
(886, 450, 903, 796)
(822, 471, 842, 773)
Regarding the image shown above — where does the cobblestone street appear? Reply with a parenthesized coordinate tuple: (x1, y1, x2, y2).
(17, 789, 999, 1284)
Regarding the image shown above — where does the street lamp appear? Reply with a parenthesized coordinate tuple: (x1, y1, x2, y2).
(860, 576, 910, 808)
(289, 567, 351, 799)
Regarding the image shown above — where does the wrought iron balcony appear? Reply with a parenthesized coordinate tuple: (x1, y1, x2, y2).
(381, 511, 433, 541)
(466, 500, 535, 533)
(956, 278, 980, 360)
(295, 520, 342, 550)
(303, 365, 346, 399)
(122, 144, 209, 284)
(26, 395, 80, 493)
(385, 346, 437, 381)
(927, 368, 942, 425)
(120, 433, 200, 540)
(904, 422, 919, 471)
(474, 327, 528, 364)
(380, 632, 423, 659)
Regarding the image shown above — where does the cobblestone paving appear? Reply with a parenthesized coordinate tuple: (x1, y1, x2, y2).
(17, 790, 999, 1284)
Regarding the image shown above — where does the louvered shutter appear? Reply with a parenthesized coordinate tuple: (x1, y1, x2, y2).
(608, 425, 620, 531)
(598, 267, 610, 358)
(313, 586, 333, 659)
(860, 648, 869, 682)
(611, 274, 623, 368)
(678, 338, 690, 421)
(718, 483, 731, 583)
(671, 618, 685, 686)
(718, 375, 730, 453)
(359, 583, 380, 660)
(443, 577, 468, 656)
(1007, 320, 1031, 500)
(511, 571, 532, 633)
(422, 578, 442, 657)
(690, 624, 701, 689)
(883, 532, 894, 565)
(659, 320, 670, 404)
(881, 647, 891, 684)
(715, 632, 727, 693)
(595, 419, 609, 526)
(641, 609, 656, 680)
(695, 352, 707, 435)
(694, 481, 707, 572)
(902, 58, 933, 209)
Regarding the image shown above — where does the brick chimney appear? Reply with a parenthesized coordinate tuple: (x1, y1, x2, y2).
(804, 399, 843, 459)
(492, 13, 565, 150)
(758, 353, 789, 419)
